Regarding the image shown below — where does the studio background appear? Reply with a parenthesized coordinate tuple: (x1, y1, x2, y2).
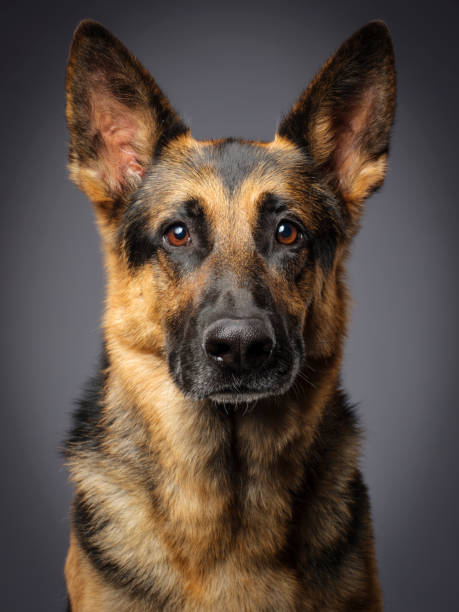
(1, 0, 458, 610)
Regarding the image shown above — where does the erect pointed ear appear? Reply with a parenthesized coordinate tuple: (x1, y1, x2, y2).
(278, 21, 396, 224)
(66, 20, 189, 213)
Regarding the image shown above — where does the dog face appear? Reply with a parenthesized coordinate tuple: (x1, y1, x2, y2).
(120, 138, 326, 403)
(66, 21, 395, 404)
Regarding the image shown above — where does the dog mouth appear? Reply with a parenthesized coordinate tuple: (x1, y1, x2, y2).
(167, 297, 304, 406)
(168, 328, 303, 406)
(195, 352, 301, 405)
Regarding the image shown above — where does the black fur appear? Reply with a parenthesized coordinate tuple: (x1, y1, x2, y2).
(64, 352, 108, 455)
(121, 201, 158, 269)
(282, 390, 366, 576)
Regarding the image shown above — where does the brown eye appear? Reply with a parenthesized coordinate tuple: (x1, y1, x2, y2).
(165, 223, 191, 247)
(276, 221, 299, 245)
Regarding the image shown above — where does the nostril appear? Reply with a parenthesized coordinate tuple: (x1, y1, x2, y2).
(244, 338, 274, 368)
(246, 339, 272, 359)
(206, 339, 232, 361)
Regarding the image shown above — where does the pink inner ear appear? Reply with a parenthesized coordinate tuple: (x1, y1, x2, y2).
(92, 92, 148, 193)
(333, 86, 377, 187)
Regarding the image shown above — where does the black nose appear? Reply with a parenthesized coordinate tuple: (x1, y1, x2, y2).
(203, 318, 275, 373)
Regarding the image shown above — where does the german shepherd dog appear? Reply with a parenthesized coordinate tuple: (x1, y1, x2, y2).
(64, 18, 396, 611)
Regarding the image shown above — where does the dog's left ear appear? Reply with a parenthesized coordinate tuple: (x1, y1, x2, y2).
(278, 21, 396, 224)
(66, 20, 189, 214)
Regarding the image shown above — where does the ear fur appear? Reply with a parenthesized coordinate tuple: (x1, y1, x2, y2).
(66, 20, 188, 213)
(278, 21, 396, 223)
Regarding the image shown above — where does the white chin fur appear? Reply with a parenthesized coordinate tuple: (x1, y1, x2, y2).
(209, 392, 270, 405)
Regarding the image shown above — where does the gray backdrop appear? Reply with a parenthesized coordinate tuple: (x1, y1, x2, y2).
(1, 0, 458, 610)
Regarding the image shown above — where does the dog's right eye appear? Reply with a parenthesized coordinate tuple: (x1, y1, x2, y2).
(164, 223, 191, 247)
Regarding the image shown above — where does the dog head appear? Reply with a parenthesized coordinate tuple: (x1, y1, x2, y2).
(66, 20, 395, 405)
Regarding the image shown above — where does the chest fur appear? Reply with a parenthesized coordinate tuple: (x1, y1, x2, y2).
(70, 430, 303, 610)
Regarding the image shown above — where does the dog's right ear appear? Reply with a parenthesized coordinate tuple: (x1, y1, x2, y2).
(66, 20, 188, 215)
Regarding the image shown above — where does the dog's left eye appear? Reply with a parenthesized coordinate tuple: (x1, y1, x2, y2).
(276, 220, 300, 245)
(165, 223, 191, 247)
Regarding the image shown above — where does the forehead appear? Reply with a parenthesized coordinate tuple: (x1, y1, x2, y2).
(140, 135, 310, 223)
(178, 136, 303, 192)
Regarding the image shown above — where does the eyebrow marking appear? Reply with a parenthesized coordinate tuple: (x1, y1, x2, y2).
(178, 198, 205, 219)
(258, 192, 289, 215)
